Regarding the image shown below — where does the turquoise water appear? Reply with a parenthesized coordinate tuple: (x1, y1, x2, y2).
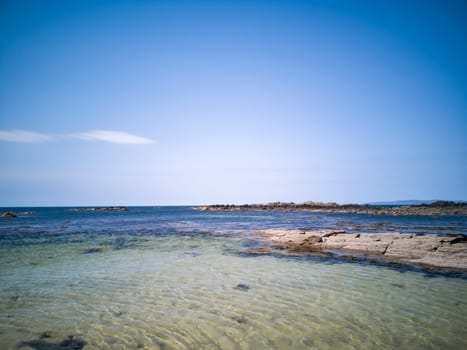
(1, 207, 466, 349)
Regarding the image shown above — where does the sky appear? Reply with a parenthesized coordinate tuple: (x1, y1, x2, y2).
(0, 0, 466, 206)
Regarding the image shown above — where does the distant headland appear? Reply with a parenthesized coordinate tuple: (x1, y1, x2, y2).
(198, 200, 467, 216)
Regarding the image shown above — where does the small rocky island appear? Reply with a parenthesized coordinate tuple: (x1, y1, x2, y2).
(199, 200, 467, 216)
(1, 212, 17, 218)
(0, 211, 35, 218)
(67, 206, 130, 212)
(247, 230, 467, 273)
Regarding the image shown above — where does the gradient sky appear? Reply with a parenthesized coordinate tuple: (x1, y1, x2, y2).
(0, 0, 466, 206)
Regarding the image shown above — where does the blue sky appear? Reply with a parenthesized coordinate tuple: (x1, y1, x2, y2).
(0, 0, 466, 206)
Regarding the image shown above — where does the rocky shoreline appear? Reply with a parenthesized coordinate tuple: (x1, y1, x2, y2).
(246, 229, 467, 273)
(199, 200, 467, 216)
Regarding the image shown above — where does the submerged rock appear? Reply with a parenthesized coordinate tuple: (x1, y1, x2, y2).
(302, 337, 315, 347)
(82, 247, 104, 254)
(1, 212, 17, 218)
(232, 315, 248, 323)
(40, 330, 58, 339)
(234, 283, 250, 292)
(60, 335, 86, 349)
(19, 335, 87, 350)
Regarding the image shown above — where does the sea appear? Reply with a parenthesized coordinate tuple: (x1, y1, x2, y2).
(0, 206, 466, 350)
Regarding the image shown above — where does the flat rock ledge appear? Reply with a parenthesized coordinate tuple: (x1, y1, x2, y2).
(248, 230, 467, 273)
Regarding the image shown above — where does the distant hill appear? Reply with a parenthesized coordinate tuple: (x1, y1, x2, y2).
(368, 200, 456, 206)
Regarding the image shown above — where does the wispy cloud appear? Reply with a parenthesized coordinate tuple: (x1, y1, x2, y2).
(70, 130, 154, 144)
(0, 130, 54, 143)
(0, 129, 154, 144)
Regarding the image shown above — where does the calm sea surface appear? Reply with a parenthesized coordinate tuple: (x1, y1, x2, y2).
(1, 207, 466, 349)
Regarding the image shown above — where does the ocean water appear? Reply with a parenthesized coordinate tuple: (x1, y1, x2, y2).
(0, 206, 466, 350)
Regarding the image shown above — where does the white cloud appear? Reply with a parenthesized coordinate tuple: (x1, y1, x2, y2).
(0, 129, 154, 145)
(71, 130, 154, 144)
(0, 130, 53, 143)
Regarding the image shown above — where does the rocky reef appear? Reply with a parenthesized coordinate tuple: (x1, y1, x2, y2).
(247, 229, 467, 273)
(19, 334, 86, 350)
(199, 200, 467, 216)
(1, 212, 17, 218)
(67, 206, 129, 212)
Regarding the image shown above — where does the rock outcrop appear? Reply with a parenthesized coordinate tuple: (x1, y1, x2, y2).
(248, 229, 467, 273)
(1, 212, 17, 218)
(199, 200, 467, 216)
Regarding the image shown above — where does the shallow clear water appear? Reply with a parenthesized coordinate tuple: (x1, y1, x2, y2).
(1, 207, 466, 349)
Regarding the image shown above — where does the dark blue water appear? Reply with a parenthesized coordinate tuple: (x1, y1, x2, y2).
(1, 206, 466, 247)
